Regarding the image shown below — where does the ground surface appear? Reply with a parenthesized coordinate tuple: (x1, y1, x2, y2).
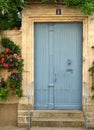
(0, 126, 87, 130)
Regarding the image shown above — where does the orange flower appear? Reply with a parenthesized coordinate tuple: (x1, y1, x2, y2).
(5, 48, 10, 52)
(4, 64, 9, 68)
(1, 58, 5, 63)
(1, 54, 4, 57)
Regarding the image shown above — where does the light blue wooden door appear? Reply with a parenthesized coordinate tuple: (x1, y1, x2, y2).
(34, 22, 83, 110)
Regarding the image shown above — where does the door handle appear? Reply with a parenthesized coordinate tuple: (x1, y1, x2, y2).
(66, 69, 73, 73)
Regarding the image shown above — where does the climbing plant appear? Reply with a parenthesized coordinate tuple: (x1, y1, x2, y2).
(0, 0, 26, 30)
(0, 38, 24, 100)
(88, 46, 94, 99)
(41, 0, 94, 15)
(64, 0, 94, 15)
(0, 0, 94, 30)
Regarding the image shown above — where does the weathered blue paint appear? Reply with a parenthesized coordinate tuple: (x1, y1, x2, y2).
(34, 22, 83, 110)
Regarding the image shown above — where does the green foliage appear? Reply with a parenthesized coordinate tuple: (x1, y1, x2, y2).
(9, 73, 22, 87)
(64, 0, 94, 15)
(91, 46, 94, 49)
(0, 75, 22, 100)
(13, 87, 22, 97)
(0, 0, 94, 30)
(64, 0, 83, 7)
(0, 0, 26, 30)
(88, 64, 94, 90)
(0, 38, 23, 73)
(81, 2, 94, 15)
(91, 74, 94, 89)
(8, 73, 23, 97)
(41, 0, 57, 3)
(1, 38, 21, 55)
(0, 11, 21, 30)
(88, 66, 94, 73)
(0, 38, 24, 100)
(17, 59, 24, 73)
(0, 88, 9, 100)
(0, 78, 9, 100)
(91, 95, 94, 99)
(0, 14, 11, 30)
(89, 46, 94, 99)
(0, 0, 26, 13)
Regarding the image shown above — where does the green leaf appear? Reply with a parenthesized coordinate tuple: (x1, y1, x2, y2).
(81, 2, 94, 15)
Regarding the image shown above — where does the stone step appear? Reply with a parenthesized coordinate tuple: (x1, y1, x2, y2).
(31, 127, 86, 130)
(31, 118, 85, 127)
(32, 110, 84, 119)
(31, 110, 85, 127)
(88, 123, 94, 128)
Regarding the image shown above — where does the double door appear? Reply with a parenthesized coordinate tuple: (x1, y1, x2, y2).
(34, 22, 83, 110)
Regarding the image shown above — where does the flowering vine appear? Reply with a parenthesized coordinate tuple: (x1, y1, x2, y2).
(0, 49, 22, 70)
(0, 38, 24, 100)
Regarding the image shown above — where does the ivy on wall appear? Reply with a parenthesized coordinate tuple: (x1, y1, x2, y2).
(0, 38, 24, 100)
(0, 0, 26, 30)
(88, 46, 94, 99)
(64, 0, 94, 15)
(0, 0, 94, 30)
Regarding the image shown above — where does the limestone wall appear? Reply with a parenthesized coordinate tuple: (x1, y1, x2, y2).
(87, 20, 94, 127)
(0, 30, 22, 126)
(17, 3, 94, 127)
(0, 3, 94, 128)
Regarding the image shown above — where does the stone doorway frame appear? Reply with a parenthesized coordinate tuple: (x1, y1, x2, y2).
(20, 14, 88, 111)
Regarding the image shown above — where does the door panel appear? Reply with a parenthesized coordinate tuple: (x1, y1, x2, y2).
(34, 22, 83, 110)
(53, 23, 82, 109)
(34, 23, 49, 109)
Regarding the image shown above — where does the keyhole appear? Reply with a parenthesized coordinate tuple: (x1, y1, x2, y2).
(67, 59, 72, 65)
(54, 73, 57, 82)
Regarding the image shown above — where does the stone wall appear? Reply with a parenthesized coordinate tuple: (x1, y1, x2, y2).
(1, 30, 22, 46)
(17, 3, 94, 128)
(0, 30, 22, 126)
(87, 20, 94, 128)
(0, 3, 94, 128)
